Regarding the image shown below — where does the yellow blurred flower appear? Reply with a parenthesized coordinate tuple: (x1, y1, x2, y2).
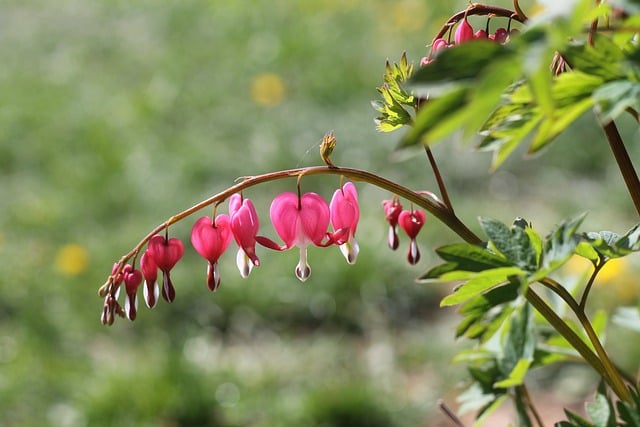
(55, 243, 89, 276)
(251, 73, 285, 107)
(388, 0, 427, 32)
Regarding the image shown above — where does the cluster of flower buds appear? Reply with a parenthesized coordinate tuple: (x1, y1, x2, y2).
(382, 197, 427, 265)
(420, 16, 517, 66)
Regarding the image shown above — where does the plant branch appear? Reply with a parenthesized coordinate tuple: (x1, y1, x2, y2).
(538, 277, 632, 402)
(424, 145, 454, 211)
(579, 258, 605, 310)
(600, 119, 640, 217)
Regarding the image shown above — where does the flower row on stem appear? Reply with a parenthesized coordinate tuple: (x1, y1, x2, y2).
(100, 170, 433, 325)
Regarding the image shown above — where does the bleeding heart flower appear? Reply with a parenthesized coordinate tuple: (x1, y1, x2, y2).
(124, 268, 142, 321)
(266, 191, 330, 281)
(432, 38, 448, 52)
(493, 27, 508, 43)
(140, 252, 159, 309)
(229, 194, 261, 278)
(146, 235, 184, 302)
(398, 209, 426, 265)
(383, 198, 403, 250)
(330, 182, 360, 264)
(455, 18, 474, 44)
(191, 215, 233, 291)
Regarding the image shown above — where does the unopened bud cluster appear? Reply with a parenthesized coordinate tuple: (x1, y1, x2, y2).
(421, 15, 518, 66)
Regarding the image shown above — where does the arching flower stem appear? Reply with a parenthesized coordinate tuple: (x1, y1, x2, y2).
(100, 165, 479, 297)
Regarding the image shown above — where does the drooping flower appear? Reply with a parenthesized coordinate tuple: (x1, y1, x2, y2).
(140, 252, 159, 309)
(264, 191, 331, 281)
(124, 267, 142, 321)
(191, 215, 233, 291)
(383, 197, 403, 250)
(398, 209, 426, 265)
(492, 27, 508, 43)
(455, 18, 474, 44)
(330, 182, 360, 264)
(146, 235, 184, 303)
(229, 194, 260, 278)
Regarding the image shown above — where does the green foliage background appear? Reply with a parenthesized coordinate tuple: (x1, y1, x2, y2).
(0, 0, 638, 426)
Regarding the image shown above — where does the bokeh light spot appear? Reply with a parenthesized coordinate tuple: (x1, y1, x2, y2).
(55, 243, 89, 276)
(251, 73, 285, 107)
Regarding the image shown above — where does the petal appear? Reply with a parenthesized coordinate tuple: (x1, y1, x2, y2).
(407, 239, 421, 265)
(270, 192, 300, 247)
(330, 182, 359, 235)
(207, 261, 222, 291)
(339, 236, 359, 265)
(191, 215, 233, 262)
(295, 247, 311, 282)
(161, 271, 176, 302)
(143, 279, 159, 309)
(236, 248, 254, 278)
(147, 235, 184, 271)
(299, 192, 330, 246)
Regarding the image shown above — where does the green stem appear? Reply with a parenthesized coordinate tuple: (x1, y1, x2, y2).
(600, 118, 640, 217)
(579, 258, 605, 310)
(539, 277, 632, 402)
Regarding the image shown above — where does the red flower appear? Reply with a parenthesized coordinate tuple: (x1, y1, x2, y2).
(140, 252, 159, 309)
(265, 191, 331, 281)
(383, 198, 403, 250)
(229, 194, 261, 278)
(398, 209, 426, 265)
(191, 215, 233, 291)
(124, 268, 142, 321)
(146, 235, 184, 302)
(330, 182, 360, 264)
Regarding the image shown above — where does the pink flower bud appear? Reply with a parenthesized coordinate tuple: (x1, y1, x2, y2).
(455, 19, 474, 44)
(398, 209, 426, 265)
(191, 215, 233, 291)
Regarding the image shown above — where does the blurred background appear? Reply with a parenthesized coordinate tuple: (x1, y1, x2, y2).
(0, 0, 638, 426)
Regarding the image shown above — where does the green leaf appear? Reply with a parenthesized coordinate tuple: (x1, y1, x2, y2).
(575, 241, 600, 262)
(561, 37, 626, 81)
(528, 97, 594, 154)
(586, 382, 616, 427)
(500, 303, 535, 377)
(584, 223, 640, 259)
(493, 358, 532, 388)
(418, 242, 512, 282)
(398, 87, 468, 148)
(532, 213, 587, 280)
(593, 80, 640, 123)
(479, 217, 539, 272)
(455, 281, 520, 341)
(440, 267, 524, 307)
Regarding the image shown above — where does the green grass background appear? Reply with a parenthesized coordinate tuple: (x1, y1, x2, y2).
(1, 0, 638, 426)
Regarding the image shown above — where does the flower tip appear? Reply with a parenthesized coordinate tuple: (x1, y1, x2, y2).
(295, 263, 311, 282)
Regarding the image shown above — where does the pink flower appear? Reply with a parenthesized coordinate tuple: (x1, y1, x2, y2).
(264, 191, 331, 281)
(124, 268, 142, 321)
(398, 209, 426, 265)
(146, 235, 184, 303)
(492, 27, 508, 43)
(330, 182, 360, 264)
(229, 194, 260, 278)
(140, 252, 159, 309)
(432, 38, 448, 52)
(455, 18, 474, 44)
(191, 215, 233, 291)
(383, 198, 403, 250)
